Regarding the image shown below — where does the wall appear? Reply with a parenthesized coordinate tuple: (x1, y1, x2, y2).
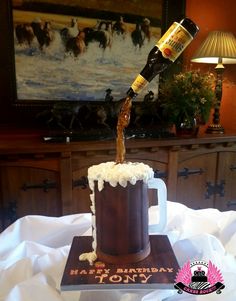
(184, 0, 236, 132)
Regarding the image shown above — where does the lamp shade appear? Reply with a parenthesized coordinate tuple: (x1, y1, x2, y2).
(191, 31, 236, 64)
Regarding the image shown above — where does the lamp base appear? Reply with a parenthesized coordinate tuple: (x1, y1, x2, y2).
(206, 123, 224, 134)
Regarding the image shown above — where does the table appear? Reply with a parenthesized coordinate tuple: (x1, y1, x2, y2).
(0, 201, 236, 301)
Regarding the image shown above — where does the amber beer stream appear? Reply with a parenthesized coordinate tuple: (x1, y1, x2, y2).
(115, 18, 199, 163)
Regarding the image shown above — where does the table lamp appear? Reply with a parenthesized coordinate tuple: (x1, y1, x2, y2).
(191, 31, 236, 133)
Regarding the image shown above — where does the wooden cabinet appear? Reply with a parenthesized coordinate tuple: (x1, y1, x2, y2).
(1, 133, 236, 231)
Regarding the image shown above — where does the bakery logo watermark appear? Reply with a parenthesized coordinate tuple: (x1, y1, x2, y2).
(174, 260, 225, 295)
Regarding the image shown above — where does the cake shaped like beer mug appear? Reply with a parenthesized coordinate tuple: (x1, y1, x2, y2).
(79, 18, 199, 265)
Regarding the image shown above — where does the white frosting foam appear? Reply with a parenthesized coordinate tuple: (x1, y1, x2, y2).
(79, 251, 97, 266)
(88, 161, 154, 191)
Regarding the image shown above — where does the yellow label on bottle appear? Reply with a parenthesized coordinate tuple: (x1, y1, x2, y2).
(131, 74, 149, 94)
(156, 22, 193, 62)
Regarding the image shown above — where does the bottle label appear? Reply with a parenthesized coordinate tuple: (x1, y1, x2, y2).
(156, 22, 193, 62)
(131, 74, 149, 94)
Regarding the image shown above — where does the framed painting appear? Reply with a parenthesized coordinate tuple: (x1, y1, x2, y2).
(0, 0, 186, 129)
(8, 0, 185, 105)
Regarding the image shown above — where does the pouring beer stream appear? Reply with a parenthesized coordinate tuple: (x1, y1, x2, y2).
(115, 18, 199, 163)
(115, 96, 132, 163)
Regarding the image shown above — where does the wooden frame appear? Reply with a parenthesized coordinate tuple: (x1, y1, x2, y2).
(0, 0, 186, 126)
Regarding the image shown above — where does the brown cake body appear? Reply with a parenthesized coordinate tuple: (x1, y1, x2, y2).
(95, 180, 150, 264)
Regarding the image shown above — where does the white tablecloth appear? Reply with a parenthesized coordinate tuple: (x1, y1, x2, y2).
(0, 201, 236, 301)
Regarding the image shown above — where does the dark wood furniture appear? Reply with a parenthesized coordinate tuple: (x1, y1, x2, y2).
(1, 131, 236, 231)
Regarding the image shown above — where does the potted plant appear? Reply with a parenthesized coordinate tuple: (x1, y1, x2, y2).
(159, 69, 215, 136)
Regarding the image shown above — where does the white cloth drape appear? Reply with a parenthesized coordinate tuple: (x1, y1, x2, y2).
(0, 201, 236, 301)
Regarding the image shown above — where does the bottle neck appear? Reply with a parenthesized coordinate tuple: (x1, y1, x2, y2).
(126, 87, 138, 99)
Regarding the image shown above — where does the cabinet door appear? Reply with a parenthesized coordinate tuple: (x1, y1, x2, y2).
(0, 165, 61, 229)
(176, 153, 217, 209)
(215, 151, 236, 211)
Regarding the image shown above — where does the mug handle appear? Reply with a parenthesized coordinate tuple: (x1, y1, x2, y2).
(147, 178, 167, 233)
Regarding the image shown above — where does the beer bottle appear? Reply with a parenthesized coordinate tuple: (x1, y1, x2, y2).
(126, 18, 199, 98)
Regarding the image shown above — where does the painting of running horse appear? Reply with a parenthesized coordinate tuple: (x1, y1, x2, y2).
(11, 0, 163, 102)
